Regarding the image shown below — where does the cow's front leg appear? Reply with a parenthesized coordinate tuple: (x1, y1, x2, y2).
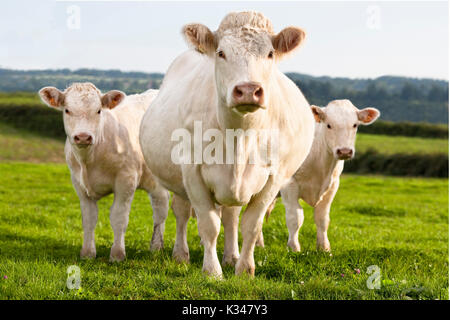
(171, 194, 191, 263)
(314, 178, 339, 252)
(221, 206, 240, 267)
(148, 185, 170, 251)
(182, 165, 222, 278)
(280, 181, 303, 252)
(236, 176, 280, 276)
(109, 179, 136, 262)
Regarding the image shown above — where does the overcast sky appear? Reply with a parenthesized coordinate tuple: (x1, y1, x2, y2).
(1, 1, 448, 80)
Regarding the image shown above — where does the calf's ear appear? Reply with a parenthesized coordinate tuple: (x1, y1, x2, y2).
(101, 90, 125, 109)
(272, 27, 306, 56)
(182, 23, 216, 55)
(39, 87, 65, 109)
(311, 105, 326, 123)
(358, 108, 380, 125)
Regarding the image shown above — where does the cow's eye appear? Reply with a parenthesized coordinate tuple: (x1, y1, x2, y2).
(327, 124, 332, 129)
(65, 109, 70, 115)
(353, 123, 357, 128)
(217, 51, 226, 59)
(97, 109, 101, 114)
(268, 51, 274, 59)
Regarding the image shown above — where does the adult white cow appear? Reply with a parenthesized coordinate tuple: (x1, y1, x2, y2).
(140, 11, 315, 277)
(260, 99, 380, 252)
(39, 83, 169, 262)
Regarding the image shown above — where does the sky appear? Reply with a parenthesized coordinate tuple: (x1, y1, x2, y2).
(0, 0, 448, 80)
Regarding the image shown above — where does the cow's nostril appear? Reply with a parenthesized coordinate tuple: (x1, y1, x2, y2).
(255, 87, 263, 98)
(234, 87, 243, 98)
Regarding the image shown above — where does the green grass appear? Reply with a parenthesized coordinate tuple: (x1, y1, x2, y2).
(0, 123, 65, 163)
(356, 133, 448, 155)
(0, 162, 447, 299)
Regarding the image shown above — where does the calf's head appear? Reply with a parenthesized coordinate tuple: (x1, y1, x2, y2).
(39, 83, 125, 148)
(183, 11, 305, 115)
(311, 100, 380, 160)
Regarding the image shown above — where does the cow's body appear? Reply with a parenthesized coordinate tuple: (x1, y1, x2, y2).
(261, 99, 380, 252)
(140, 12, 315, 277)
(39, 84, 169, 261)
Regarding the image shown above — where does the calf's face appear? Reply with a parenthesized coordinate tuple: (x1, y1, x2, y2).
(182, 13, 305, 115)
(311, 100, 380, 160)
(39, 83, 125, 148)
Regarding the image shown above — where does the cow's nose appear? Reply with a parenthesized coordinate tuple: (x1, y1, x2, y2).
(232, 82, 264, 106)
(74, 133, 93, 145)
(336, 148, 353, 159)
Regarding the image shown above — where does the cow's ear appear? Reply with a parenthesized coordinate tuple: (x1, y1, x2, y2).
(272, 27, 306, 56)
(311, 105, 325, 123)
(182, 23, 217, 55)
(358, 108, 380, 125)
(101, 90, 125, 109)
(39, 87, 65, 109)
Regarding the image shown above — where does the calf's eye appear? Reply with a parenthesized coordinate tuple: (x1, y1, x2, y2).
(353, 123, 357, 128)
(268, 51, 274, 59)
(65, 109, 70, 115)
(327, 124, 331, 129)
(97, 109, 101, 114)
(217, 51, 226, 59)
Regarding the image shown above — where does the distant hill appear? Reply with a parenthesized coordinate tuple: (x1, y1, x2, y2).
(0, 68, 448, 123)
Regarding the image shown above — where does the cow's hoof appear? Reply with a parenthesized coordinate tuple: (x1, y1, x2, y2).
(173, 248, 190, 263)
(150, 235, 164, 251)
(317, 241, 331, 252)
(287, 240, 301, 252)
(255, 235, 265, 248)
(235, 260, 255, 277)
(222, 253, 239, 267)
(80, 247, 96, 259)
(202, 263, 223, 279)
(109, 246, 126, 262)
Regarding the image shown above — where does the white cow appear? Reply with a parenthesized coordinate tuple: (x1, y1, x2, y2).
(39, 83, 169, 262)
(140, 11, 315, 277)
(260, 99, 380, 252)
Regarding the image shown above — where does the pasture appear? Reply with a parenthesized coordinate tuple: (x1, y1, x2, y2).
(0, 161, 447, 299)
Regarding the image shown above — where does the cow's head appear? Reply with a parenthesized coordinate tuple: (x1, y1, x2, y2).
(182, 11, 305, 116)
(311, 100, 380, 160)
(39, 83, 125, 148)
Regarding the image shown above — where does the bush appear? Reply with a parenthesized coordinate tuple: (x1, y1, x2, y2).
(0, 103, 65, 139)
(358, 121, 448, 139)
(344, 149, 448, 177)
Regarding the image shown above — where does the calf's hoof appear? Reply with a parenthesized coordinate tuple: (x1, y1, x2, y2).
(80, 247, 96, 259)
(287, 240, 301, 252)
(202, 263, 223, 279)
(109, 246, 126, 262)
(222, 253, 239, 267)
(235, 259, 255, 277)
(173, 247, 190, 263)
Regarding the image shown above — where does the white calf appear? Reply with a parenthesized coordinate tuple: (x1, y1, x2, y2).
(39, 83, 169, 261)
(262, 99, 380, 251)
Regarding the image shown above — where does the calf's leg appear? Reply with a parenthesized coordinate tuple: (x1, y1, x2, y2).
(221, 206, 240, 266)
(280, 181, 303, 252)
(314, 179, 339, 252)
(148, 185, 170, 251)
(171, 194, 191, 263)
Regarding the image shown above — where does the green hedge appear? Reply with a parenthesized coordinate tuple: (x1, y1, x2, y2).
(0, 103, 65, 139)
(358, 121, 448, 139)
(344, 149, 448, 177)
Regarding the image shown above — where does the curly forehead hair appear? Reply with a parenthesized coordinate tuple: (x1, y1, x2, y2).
(216, 11, 274, 36)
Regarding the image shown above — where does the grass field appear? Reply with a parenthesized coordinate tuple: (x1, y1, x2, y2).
(0, 162, 447, 299)
(356, 133, 448, 155)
